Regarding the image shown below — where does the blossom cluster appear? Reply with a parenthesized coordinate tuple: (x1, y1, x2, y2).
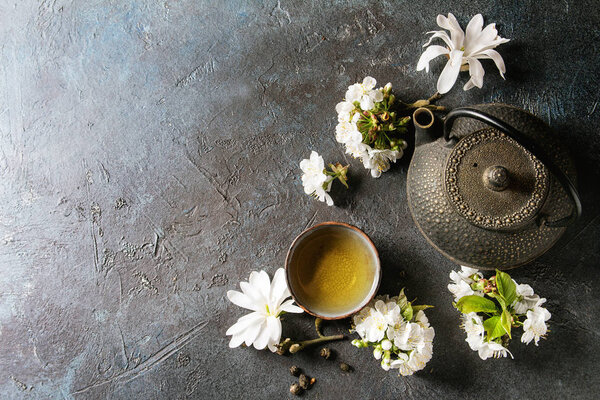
(335, 77, 410, 178)
(351, 290, 434, 376)
(449, 266, 551, 360)
(300, 151, 348, 206)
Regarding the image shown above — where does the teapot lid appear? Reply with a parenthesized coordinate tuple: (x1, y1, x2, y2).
(444, 128, 549, 230)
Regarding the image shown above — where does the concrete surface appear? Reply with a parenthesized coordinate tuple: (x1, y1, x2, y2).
(1, 0, 599, 398)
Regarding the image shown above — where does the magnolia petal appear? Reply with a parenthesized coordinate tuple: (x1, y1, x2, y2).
(266, 316, 282, 352)
(270, 268, 289, 306)
(437, 13, 464, 49)
(249, 270, 271, 300)
(226, 312, 263, 336)
(478, 49, 507, 78)
(244, 318, 264, 347)
(252, 318, 274, 350)
(467, 57, 485, 89)
(227, 290, 259, 311)
(239, 281, 267, 308)
(437, 49, 464, 94)
(463, 78, 476, 91)
(423, 30, 453, 49)
(465, 14, 484, 43)
(229, 333, 246, 348)
(417, 45, 449, 72)
(280, 299, 304, 313)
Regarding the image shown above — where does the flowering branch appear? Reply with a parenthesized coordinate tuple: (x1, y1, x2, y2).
(449, 266, 551, 360)
(300, 151, 349, 206)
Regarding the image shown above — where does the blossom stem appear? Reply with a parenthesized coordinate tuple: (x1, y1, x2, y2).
(289, 334, 345, 353)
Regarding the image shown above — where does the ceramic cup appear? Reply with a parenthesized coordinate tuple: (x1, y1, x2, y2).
(285, 222, 381, 320)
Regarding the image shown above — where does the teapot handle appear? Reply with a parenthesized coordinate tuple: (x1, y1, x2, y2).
(443, 107, 581, 228)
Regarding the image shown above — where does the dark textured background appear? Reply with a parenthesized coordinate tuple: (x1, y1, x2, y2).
(1, 1, 599, 398)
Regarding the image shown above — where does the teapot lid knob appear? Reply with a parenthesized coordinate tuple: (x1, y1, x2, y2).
(483, 166, 510, 192)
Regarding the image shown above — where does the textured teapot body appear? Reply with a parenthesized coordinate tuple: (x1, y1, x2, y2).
(407, 104, 577, 270)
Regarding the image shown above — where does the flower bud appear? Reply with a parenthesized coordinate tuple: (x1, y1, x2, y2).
(381, 359, 391, 371)
(381, 111, 390, 121)
(373, 347, 383, 360)
(388, 94, 395, 105)
(382, 350, 391, 362)
(384, 82, 392, 94)
(381, 339, 392, 351)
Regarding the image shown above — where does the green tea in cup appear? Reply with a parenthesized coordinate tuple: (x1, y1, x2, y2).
(285, 222, 381, 319)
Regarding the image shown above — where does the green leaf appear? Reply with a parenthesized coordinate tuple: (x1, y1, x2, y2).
(456, 295, 500, 315)
(483, 316, 507, 341)
(487, 292, 507, 311)
(501, 309, 512, 339)
(412, 305, 434, 313)
(496, 270, 517, 305)
(397, 289, 409, 311)
(402, 304, 413, 322)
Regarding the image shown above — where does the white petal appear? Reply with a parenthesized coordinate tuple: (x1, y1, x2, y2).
(466, 57, 484, 89)
(360, 95, 375, 110)
(229, 333, 246, 348)
(477, 49, 507, 78)
(463, 78, 476, 91)
(227, 290, 259, 311)
(324, 192, 334, 206)
(422, 30, 453, 49)
(465, 14, 484, 42)
(370, 89, 383, 102)
(270, 268, 289, 306)
(226, 312, 263, 336)
(280, 299, 304, 313)
(437, 13, 464, 49)
(239, 282, 267, 308)
(436, 49, 464, 94)
(252, 317, 276, 350)
(417, 45, 450, 72)
(244, 319, 264, 346)
(362, 76, 376, 89)
(266, 316, 282, 352)
(249, 270, 271, 300)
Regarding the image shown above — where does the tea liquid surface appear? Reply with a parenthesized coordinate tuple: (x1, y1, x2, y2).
(291, 228, 376, 316)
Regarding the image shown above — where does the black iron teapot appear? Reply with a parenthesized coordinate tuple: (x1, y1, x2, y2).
(406, 104, 581, 270)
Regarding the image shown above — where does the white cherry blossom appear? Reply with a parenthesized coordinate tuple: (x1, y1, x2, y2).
(345, 76, 384, 110)
(521, 300, 551, 346)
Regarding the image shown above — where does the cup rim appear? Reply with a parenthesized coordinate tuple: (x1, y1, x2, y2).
(284, 221, 381, 320)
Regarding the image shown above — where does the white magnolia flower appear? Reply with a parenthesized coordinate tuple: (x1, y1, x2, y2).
(448, 265, 483, 301)
(417, 13, 510, 94)
(512, 282, 541, 315)
(300, 151, 334, 206)
(345, 76, 384, 110)
(226, 268, 303, 351)
(521, 300, 551, 346)
(363, 148, 402, 178)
